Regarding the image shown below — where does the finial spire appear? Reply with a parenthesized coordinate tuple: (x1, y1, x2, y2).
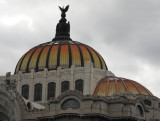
(53, 5, 71, 41)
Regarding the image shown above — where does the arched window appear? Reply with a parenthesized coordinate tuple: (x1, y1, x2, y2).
(136, 105, 144, 117)
(62, 98, 80, 110)
(61, 81, 69, 93)
(22, 85, 29, 99)
(48, 82, 56, 100)
(75, 79, 83, 93)
(34, 83, 42, 101)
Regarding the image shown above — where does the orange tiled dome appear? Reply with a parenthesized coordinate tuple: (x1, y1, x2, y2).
(15, 40, 107, 74)
(94, 76, 153, 96)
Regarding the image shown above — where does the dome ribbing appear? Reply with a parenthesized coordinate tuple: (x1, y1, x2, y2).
(94, 76, 153, 96)
(15, 41, 107, 74)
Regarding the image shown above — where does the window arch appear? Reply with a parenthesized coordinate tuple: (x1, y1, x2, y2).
(61, 81, 70, 93)
(62, 98, 80, 110)
(48, 82, 56, 100)
(34, 83, 42, 101)
(136, 105, 144, 117)
(22, 84, 29, 99)
(75, 79, 83, 93)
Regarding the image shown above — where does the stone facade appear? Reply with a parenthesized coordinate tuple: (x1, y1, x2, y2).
(9, 62, 114, 104)
(0, 62, 160, 121)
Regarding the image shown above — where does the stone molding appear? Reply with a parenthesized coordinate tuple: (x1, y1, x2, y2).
(23, 90, 160, 121)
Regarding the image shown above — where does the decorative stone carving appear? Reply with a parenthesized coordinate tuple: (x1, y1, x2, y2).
(62, 98, 80, 110)
(0, 89, 22, 121)
(5, 78, 17, 91)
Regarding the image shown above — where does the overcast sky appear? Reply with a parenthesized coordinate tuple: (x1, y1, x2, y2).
(0, 0, 160, 98)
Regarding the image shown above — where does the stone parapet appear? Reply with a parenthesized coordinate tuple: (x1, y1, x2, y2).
(23, 90, 160, 121)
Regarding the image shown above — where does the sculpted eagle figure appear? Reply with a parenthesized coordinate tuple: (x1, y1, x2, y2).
(59, 5, 69, 14)
(55, 5, 70, 37)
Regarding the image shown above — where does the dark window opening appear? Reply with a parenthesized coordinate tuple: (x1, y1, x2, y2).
(144, 99, 152, 106)
(75, 79, 83, 93)
(34, 83, 42, 101)
(158, 103, 160, 109)
(61, 81, 69, 93)
(27, 102, 31, 110)
(48, 82, 56, 100)
(22, 85, 29, 99)
(136, 105, 144, 117)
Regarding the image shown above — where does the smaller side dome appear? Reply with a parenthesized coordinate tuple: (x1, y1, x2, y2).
(94, 76, 153, 96)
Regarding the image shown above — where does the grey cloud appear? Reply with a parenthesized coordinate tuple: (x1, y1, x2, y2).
(94, 0, 160, 66)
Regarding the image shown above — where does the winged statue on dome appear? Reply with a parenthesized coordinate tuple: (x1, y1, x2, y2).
(59, 5, 69, 18)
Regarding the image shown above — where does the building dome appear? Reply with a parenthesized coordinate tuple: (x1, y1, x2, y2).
(15, 5, 108, 74)
(15, 40, 107, 74)
(94, 76, 153, 96)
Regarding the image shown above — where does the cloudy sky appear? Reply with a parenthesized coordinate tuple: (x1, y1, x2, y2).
(0, 0, 160, 97)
